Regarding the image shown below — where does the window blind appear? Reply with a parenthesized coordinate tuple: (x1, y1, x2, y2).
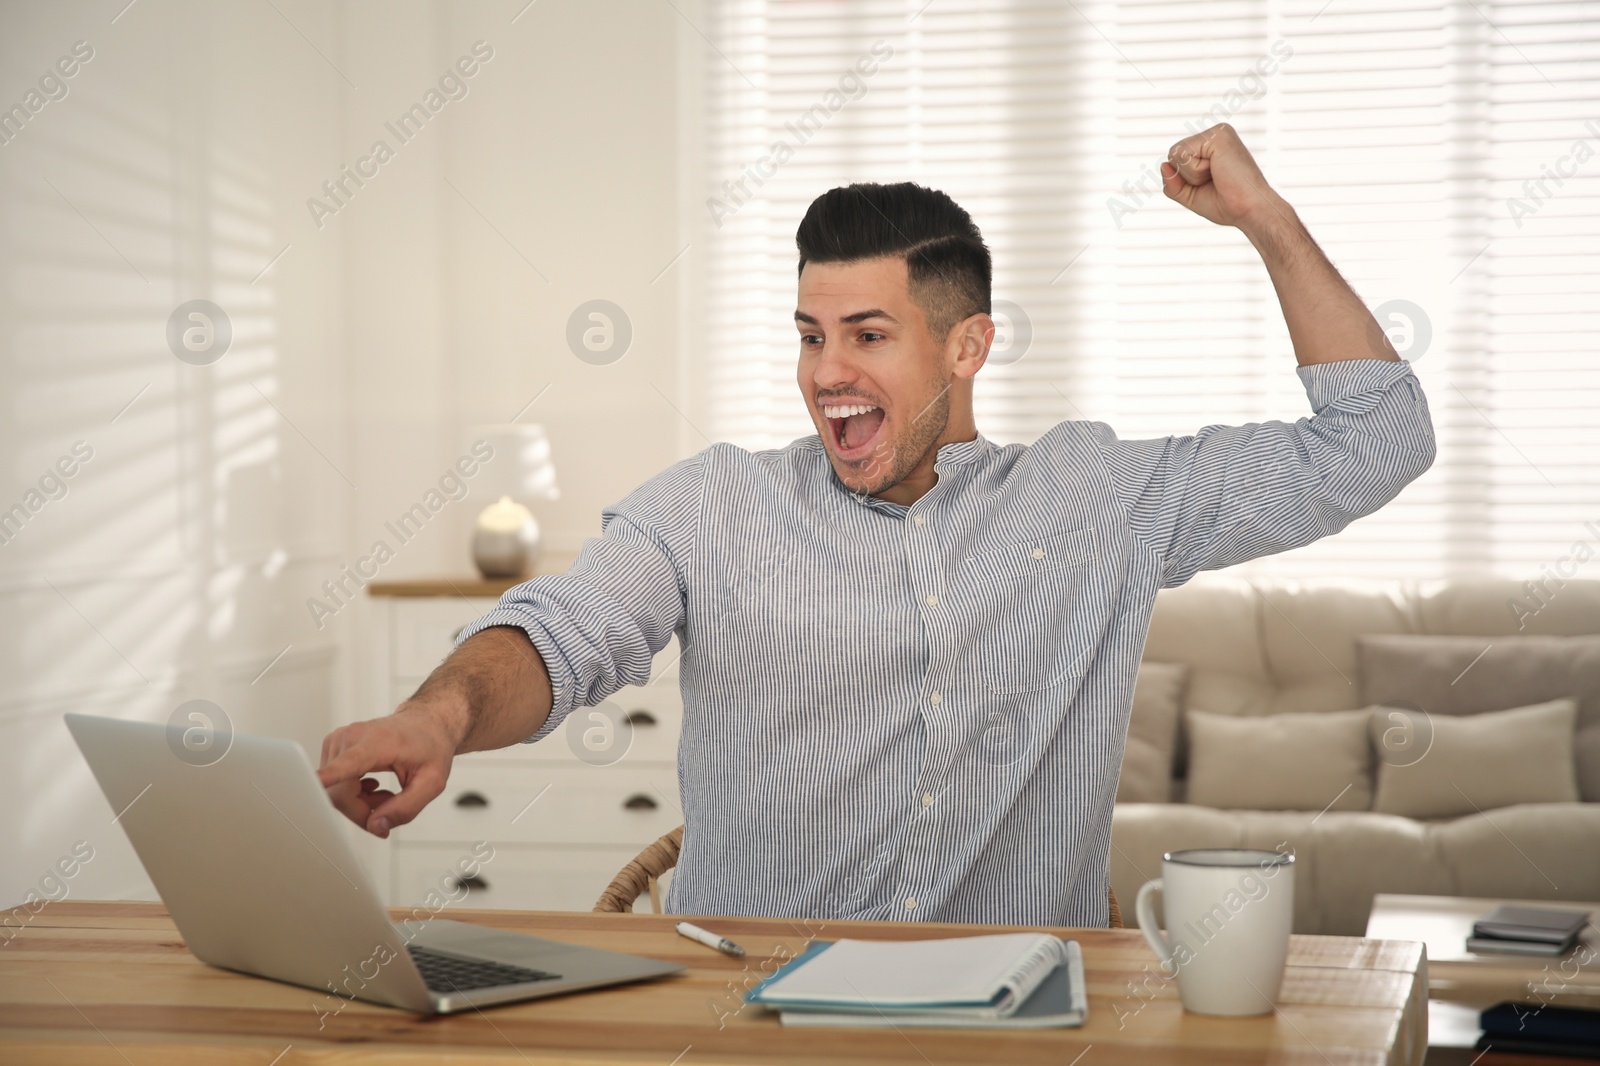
(699, 0, 1600, 581)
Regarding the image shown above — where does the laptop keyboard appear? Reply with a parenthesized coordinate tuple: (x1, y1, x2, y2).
(407, 945, 562, 993)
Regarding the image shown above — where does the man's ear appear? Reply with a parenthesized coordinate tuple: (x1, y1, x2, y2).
(948, 312, 994, 380)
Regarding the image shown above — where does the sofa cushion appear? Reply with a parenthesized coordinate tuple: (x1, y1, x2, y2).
(1256, 583, 1412, 716)
(1430, 803, 1600, 902)
(1143, 581, 1269, 774)
(1358, 634, 1600, 801)
(1110, 802, 1600, 936)
(1116, 662, 1188, 803)
(1108, 804, 1446, 935)
(1185, 708, 1373, 812)
(1368, 699, 1580, 818)
(1416, 577, 1600, 638)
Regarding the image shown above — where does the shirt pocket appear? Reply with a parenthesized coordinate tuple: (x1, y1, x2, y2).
(958, 526, 1099, 695)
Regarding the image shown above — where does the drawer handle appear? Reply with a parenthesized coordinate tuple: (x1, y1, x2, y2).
(622, 793, 658, 811)
(623, 709, 657, 727)
(453, 791, 490, 809)
(451, 874, 490, 894)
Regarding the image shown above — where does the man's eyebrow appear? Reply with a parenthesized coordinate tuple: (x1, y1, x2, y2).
(793, 309, 899, 326)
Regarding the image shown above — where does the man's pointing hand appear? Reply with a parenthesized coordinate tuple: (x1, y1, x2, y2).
(318, 700, 462, 838)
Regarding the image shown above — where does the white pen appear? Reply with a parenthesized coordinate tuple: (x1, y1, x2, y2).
(676, 920, 746, 957)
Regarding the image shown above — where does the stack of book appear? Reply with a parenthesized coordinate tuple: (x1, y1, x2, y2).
(1466, 904, 1591, 957)
(1479, 1003, 1600, 1059)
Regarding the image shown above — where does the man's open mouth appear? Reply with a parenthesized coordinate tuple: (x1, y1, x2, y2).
(822, 401, 887, 460)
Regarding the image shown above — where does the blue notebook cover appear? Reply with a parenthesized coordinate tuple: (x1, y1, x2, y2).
(1481, 1002, 1600, 1044)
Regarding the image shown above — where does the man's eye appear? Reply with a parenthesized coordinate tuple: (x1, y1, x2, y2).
(801, 334, 822, 346)
(859, 332, 886, 343)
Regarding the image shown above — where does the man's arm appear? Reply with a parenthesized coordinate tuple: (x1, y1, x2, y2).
(1161, 122, 1401, 367)
(1088, 124, 1435, 587)
(317, 450, 707, 839)
(316, 627, 553, 838)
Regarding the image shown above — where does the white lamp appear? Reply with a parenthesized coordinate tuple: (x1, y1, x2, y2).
(467, 424, 560, 579)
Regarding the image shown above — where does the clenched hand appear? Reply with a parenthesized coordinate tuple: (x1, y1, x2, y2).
(1161, 122, 1287, 231)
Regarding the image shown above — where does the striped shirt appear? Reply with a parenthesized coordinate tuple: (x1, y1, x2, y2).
(459, 358, 1434, 926)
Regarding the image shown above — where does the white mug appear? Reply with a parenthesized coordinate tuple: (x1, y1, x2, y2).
(1134, 848, 1295, 1016)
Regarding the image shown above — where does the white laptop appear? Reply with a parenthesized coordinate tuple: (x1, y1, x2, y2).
(64, 713, 683, 1014)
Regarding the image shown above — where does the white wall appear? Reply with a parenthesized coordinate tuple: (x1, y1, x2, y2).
(334, 0, 687, 583)
(0, 0, 688, 906)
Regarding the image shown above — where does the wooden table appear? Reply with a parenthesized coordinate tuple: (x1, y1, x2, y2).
(1367, 894, 1600, 1061)
(0, 901, 1427, 1065)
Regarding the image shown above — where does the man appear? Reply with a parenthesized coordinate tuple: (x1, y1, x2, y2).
(319, 125, 1434, 927)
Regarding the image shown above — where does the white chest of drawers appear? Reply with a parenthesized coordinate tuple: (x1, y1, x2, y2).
(362, 579, 682, 913)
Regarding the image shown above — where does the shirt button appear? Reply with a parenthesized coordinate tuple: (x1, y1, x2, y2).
(924, 594, 938, 607)
(913, 514, 925, 526)
(921, 793, 934, 807)
(904, 897, 917, 912)
(929, 690, 942, 705)
(1032, 547, 1045, 559)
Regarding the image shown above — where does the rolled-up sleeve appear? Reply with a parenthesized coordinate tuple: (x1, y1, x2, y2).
(1095, 358, 1435, 588)
(453, 451, 706, 743)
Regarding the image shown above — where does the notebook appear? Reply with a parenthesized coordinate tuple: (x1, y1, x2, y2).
(1466, 933, 1578, 957)
(744, 933, 1086, 1029)
(1472, 905, 1591, 945)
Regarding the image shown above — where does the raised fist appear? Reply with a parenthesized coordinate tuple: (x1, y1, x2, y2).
(1161, 123, 1284, 231)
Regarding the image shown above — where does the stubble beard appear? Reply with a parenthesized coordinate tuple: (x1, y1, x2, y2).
(838, 378, 950, 498)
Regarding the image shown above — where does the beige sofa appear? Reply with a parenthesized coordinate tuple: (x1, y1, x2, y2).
(1111, 577, 1600, 936)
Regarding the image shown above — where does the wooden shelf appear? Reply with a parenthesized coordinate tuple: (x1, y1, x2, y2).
(366, 577, 526, 598)
(367, 555, 577, 599)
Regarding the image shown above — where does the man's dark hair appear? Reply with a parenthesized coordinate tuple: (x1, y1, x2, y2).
(796, 182, 991, 342)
